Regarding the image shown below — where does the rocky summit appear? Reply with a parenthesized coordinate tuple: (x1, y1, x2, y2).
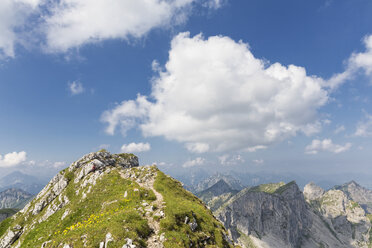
(0, 151, 234, 248)
(333, 181, 372, 214)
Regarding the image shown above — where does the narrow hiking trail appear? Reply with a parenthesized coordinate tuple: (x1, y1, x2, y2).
(120, 166, 165, 248)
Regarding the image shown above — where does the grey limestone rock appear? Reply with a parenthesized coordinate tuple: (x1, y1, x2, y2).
(0, 227, 23, 248)
(303, 182, 325, 201)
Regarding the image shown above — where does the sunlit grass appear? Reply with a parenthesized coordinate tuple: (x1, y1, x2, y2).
(154, 171, 233, 248)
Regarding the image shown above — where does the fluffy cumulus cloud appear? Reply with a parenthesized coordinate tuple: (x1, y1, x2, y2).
(305, 139, 352, 154)
(42, 0, 222, 52)
(182, 157, 205, 168)
(102, 32, 330, 152)
(0, 151, 27, 167)
(0, 0, 42, 58)
(354, 114, 372, 137)
(0, 0, 222, 57)
(68, 81, 84, 95)
(121, 142, 151, 153)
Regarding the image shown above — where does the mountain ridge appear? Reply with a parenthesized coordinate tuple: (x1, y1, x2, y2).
(0, 151, 236, 248)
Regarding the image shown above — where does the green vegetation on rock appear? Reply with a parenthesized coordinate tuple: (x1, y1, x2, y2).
(0, 151, 235, 248)
(12, 169, 155, 247)
(274, 181, 296, 195)
(154, 171, 234, 248)
(248, 182, 285, 194)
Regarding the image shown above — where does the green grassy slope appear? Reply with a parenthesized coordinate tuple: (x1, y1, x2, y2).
(0, 151, 236, 248)
(155, 171, 235, 248)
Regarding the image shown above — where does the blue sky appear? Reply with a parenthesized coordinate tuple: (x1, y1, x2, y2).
(1, 0, 372, 185)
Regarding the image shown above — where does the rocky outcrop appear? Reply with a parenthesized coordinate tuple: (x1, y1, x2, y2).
(68, 151, 139, 173)
(303, 182, 325, 201)
(216, 181, 372, 248)
(334, 181, 372, 214)
(304, 182, 371, 248)
(0, 225, 22, 248)
(217, 182, 311, 248)
(0, 151, 140, 248)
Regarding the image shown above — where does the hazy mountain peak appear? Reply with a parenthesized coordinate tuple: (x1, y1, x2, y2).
(192, 173, 244, 193)
(334, 180, 372, 214)
(0, 170, 45, 195)
(0, 188, 33, 209)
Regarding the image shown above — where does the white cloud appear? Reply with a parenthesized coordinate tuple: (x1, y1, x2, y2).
(182, 157, 205, 168)
(152, 161, 167, 167)
(27, 160, 36, 166)
(218, 154, 244, 166)
(245, 145, 268, 153)
(349, 35, 372, 76)
(305, 139, 352, 154)
(0, 151, 27, 167)
(203, 0, 226, 9)
(68, 81, 84, 95)
(323, 119, 331, 125)
(185, 142, 210, 153)
(0, 0, 42, 58)
(42, 0, 221, 52)
(53, 161, 67, 168)
(102, 32, 331, 152)
(121, 142, 151, 153)
(334, 125, 345, 134)
(326, 34, 372, 89)
(354, 114, 372, 137)
(252, 159, 264, 165)
(1, 0, 222, 57)
(101, 95, 151, 136)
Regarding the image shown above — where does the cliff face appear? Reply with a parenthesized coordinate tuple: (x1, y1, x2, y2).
(0, 151, 235, 248)
(333, 181, 372, 214)
(305, 183, 371, 248)
(217, 182, 312, 248)
(216, 181, 372, 248)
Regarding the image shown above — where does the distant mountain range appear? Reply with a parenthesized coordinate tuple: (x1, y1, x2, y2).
(196, 179, 239, 211)
(1, 154, 372, 248)
(198, 178, 372, 248)
(0, 188, 33, 209)
(173, 168, 372, 194)
(0, 171, 45, 195)
(189, 173, 244, 193)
